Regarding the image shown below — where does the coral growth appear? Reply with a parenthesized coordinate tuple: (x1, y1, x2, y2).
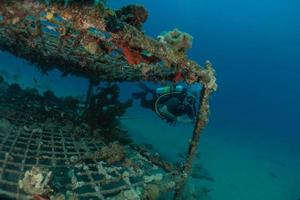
(120, 44, 159, 66)
(83, 40, 99, 54)
(116, 5, 148, 30)
(95, 142, 126, 164)
(48, 191, 78, 200)
(143, 173, 163, 183)
(84, 83, 132, 144)
(18, 167, 53, 195)
(108, 187, 142, 200)
(0, 78, 79, 127)
(63, 96, 80, 112)
(143, 184, 161, 200)
(105, 14, 125, 33)
(42, 0, 106, 6)
(158, 28, 193, 52)
(8, 83, 22, 95)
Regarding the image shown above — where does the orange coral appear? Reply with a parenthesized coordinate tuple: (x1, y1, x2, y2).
(120, 43, 143, 65)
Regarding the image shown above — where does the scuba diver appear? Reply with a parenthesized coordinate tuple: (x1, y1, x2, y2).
(132, 83, 197, 125)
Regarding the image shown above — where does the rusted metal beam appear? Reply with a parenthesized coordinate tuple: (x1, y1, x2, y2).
(0, 0, 213, 85)
(174, 61, 216, 199)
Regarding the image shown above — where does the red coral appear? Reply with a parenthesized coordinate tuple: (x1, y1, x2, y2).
(173, 70, 182, 83)
(120, 44, 143, 65)
(116, 5, 148, 30)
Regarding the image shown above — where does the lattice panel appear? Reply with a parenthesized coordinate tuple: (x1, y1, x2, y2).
(0, 93, 174, 200)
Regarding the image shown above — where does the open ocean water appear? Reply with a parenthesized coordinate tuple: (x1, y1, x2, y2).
(0, 0, 300, 199)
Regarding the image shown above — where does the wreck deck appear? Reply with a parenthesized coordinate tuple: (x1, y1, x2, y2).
(0, 84, 176, 200)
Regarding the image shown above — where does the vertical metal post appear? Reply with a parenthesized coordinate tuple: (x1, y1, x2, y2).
(85, 80, 94, 110)
(174, 85, 212, 199)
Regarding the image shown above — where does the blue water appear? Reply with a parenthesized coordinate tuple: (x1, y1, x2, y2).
(110, 0, 300, 199)
(109, 0, 300, 139)
(1, 0, 299, 199)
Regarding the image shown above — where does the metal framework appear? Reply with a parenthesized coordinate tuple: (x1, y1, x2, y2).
(0, 1, 217, 199)
(0, 90, 176, 199)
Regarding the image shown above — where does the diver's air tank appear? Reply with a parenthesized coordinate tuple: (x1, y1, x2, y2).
(156, 85, 183, 95)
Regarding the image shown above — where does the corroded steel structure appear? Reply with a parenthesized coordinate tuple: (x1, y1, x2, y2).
(0, 1, 217, 199)
(0, 88, 176, 200)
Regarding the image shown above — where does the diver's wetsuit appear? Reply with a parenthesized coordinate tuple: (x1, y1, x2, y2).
(162, 96, 195, 119)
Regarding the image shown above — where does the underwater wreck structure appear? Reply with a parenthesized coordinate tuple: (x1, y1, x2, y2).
(0, 1, 217, 199)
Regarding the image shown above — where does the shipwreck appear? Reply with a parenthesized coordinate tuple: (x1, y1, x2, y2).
(0, 1, 217, 199)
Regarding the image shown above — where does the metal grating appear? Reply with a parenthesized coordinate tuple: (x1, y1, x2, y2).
(0, 91, 175, 200)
